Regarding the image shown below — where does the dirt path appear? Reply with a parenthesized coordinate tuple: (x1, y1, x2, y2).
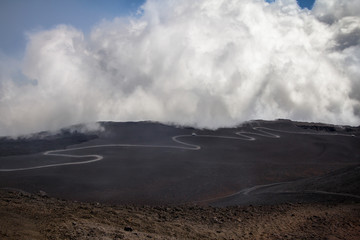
(0, 190, 359, 240)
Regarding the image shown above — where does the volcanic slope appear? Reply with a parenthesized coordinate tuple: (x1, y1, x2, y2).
(1, 189, 359, 240)
(0, 120, 359, 205)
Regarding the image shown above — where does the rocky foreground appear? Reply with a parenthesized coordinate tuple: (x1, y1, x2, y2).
(0, 189, 359, 240)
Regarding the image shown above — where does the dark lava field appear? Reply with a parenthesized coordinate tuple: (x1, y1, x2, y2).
(0, 119, 359, 205)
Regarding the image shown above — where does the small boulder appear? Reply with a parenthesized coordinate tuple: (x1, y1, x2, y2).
(39, 190, 48, 198)
(124, 226, 133, 232)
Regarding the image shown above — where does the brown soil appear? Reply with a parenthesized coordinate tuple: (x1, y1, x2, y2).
(1, 190, 359, 240)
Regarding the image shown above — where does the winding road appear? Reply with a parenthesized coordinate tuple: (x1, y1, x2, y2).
(1, 125, 359, 204)
(0, 126, 356, 172)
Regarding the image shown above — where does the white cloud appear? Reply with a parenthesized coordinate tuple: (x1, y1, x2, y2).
(0, 0, 359, 136)
(313, 0, 360, 24)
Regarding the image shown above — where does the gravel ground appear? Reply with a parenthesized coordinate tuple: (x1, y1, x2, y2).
(1, 189, 359, 240)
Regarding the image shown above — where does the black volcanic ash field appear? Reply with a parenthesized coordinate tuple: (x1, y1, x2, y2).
(0, 120, 359, 205)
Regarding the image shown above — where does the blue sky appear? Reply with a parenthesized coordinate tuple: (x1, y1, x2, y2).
(265, 0, 315, 9)
(296, 0, 315, 9)
(0, 0, 315, 58)
(0, 0, 145, 57)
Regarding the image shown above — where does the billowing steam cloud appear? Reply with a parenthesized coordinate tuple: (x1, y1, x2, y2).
(1, 0, 360, 136)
